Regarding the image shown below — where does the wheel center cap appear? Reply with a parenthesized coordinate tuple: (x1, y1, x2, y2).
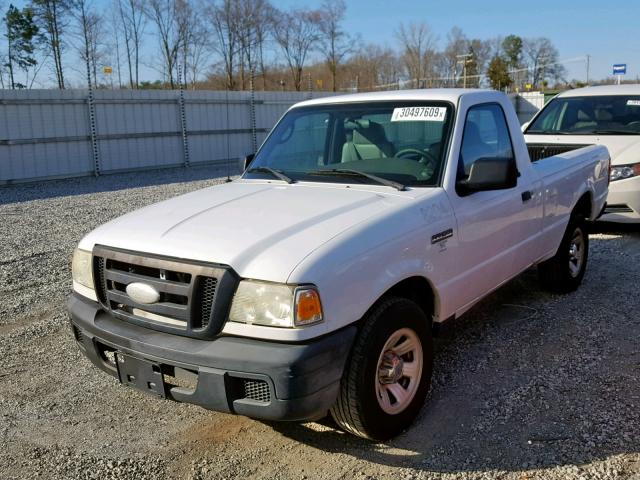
(379, 351, 404, 384)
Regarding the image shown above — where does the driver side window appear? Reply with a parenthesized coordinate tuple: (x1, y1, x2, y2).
(458, 104, 515, 179)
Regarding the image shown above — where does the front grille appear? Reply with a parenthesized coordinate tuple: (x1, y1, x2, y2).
(92, 245, 238, 339)
(527, 143, 591, 162)
(193, 276, 217, 328)
(604, 204, 634, 214)
(94, 256, 107, 303)
(243, 379, 271, 403)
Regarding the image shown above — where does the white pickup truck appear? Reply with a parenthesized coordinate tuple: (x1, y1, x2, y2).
(68, 89, 609, 440)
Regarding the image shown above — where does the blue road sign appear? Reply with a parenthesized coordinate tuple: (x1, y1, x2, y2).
(613, 64, 627, 75)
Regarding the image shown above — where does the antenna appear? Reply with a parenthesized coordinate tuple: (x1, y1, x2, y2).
(225, 87, 232, 183)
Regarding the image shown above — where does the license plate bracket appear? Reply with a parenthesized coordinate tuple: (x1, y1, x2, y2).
(116, 352, 166, 398)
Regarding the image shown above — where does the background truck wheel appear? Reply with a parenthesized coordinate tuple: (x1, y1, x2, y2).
(330, 297, 433, 441)
(538, 214, 589, 293)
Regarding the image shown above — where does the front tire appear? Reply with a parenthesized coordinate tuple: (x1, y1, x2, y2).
(330, 297, 433, 440)
(538, 214, 589, 293)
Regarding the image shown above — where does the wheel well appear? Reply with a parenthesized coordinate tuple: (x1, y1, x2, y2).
(384, 277, 435, 324)
(574, 192, 592, 219)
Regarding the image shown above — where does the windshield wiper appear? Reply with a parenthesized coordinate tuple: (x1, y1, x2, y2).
(526, 130, 575, 135)
(585, 129, 640, 135)
(246, 166, 294, 184)
(307, 168, 406, 191)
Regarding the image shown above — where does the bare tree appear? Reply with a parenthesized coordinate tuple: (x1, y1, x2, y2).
(523, 37, 564, 87)
(254, 0, 274, 89)
(229, 0, 274, 90)
(318, 0, 350, 92)
(235, 0, 254, 89)
(32, 0, 67, 89)
(272, 7, 321, 91)
(465, 38, 491, 87)
(442, 26, 467, 86)
(349, 43, 400, 90)
(182, 4, 208, 87)
(207, 0, 238, 90)
(145, 0, 184, 88)
(108, 3, 122, 87)
(67, 0, 104, 88)
(117, 0, 144, 88)
(395, 21, 437, 88)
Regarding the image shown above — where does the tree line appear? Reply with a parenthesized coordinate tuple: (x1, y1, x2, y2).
(0, 0, 568, 91)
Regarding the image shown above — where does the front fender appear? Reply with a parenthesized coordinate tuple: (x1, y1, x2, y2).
(288, 193, 456, 333)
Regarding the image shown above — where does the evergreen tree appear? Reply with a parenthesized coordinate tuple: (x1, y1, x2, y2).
(4, 4, 41, 89)
(487, 55, 513, 91)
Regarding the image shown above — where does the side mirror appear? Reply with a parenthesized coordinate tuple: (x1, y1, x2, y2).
(456, 157, 518, 195)
(240, 153, 255, 172)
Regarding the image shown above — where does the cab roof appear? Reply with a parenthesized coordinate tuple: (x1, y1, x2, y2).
(290, 88, 504, 109)
(557, 84, 640, 98)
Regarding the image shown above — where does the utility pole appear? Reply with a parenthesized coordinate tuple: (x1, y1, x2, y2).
(456, 53, 473, 88)
(586, 55, 591, 85)
(539, 55, 549, 93)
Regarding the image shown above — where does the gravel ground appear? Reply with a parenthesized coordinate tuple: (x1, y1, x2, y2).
(1, 166, 639, 480)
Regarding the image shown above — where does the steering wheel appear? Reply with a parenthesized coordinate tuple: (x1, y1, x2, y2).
(395, 148, 439, 181)
(395, 148, 438, 164)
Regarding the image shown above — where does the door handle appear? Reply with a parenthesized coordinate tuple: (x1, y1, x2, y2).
(521, 190, 533, 202)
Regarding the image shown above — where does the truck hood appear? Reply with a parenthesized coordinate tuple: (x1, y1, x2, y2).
(524, 133, 640, 165)
(79, 180, 410, 282)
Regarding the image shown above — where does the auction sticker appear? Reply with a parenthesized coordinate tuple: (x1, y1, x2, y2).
(391, 106, 447, 122)
(627, 100, 640, 106)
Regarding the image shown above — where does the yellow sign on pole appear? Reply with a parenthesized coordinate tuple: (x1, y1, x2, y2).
(103, 66, 113, 74)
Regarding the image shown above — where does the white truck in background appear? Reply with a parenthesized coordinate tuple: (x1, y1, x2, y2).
(525, 84, 640, 223)
(68, 89, 609, 440)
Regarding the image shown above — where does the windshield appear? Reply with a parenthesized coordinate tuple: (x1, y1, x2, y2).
(244, 101, 454, 188)
(526, 95, 640, 135)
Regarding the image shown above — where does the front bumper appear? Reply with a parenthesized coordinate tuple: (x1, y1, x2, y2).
(601, 175, 640, 223)
(68, 293, 356, 421)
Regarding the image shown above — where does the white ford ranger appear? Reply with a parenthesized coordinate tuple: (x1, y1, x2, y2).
(68, 89, 609, 440)
(524, 84, 640, 223)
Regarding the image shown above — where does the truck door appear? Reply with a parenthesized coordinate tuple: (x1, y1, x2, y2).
(447, 102, 542, 314)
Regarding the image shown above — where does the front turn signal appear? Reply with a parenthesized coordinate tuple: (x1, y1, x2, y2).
(294, 288, 323, 326)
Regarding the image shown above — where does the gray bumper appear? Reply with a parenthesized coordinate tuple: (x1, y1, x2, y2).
(68, 293, 356, 421)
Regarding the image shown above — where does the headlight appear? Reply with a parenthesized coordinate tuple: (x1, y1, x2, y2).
(229, 280, 323, 328)
(72, 248, 94, 290)
(611, 163, 640, 181)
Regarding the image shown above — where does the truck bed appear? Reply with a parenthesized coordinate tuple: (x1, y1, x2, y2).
(526, 143, 592, 162)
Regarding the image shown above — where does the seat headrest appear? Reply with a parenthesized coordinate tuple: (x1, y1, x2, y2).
(352, 121, 389, 146)
(577, 109, 592, 121)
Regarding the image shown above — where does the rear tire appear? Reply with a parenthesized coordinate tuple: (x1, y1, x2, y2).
(538, 214, 589, 293)
(330, 297, 433, 441)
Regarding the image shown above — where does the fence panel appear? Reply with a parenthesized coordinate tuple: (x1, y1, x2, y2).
(0, 89, 338, 185)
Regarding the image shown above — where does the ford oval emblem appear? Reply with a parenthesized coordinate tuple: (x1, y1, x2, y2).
(126, 282, 161, 304)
